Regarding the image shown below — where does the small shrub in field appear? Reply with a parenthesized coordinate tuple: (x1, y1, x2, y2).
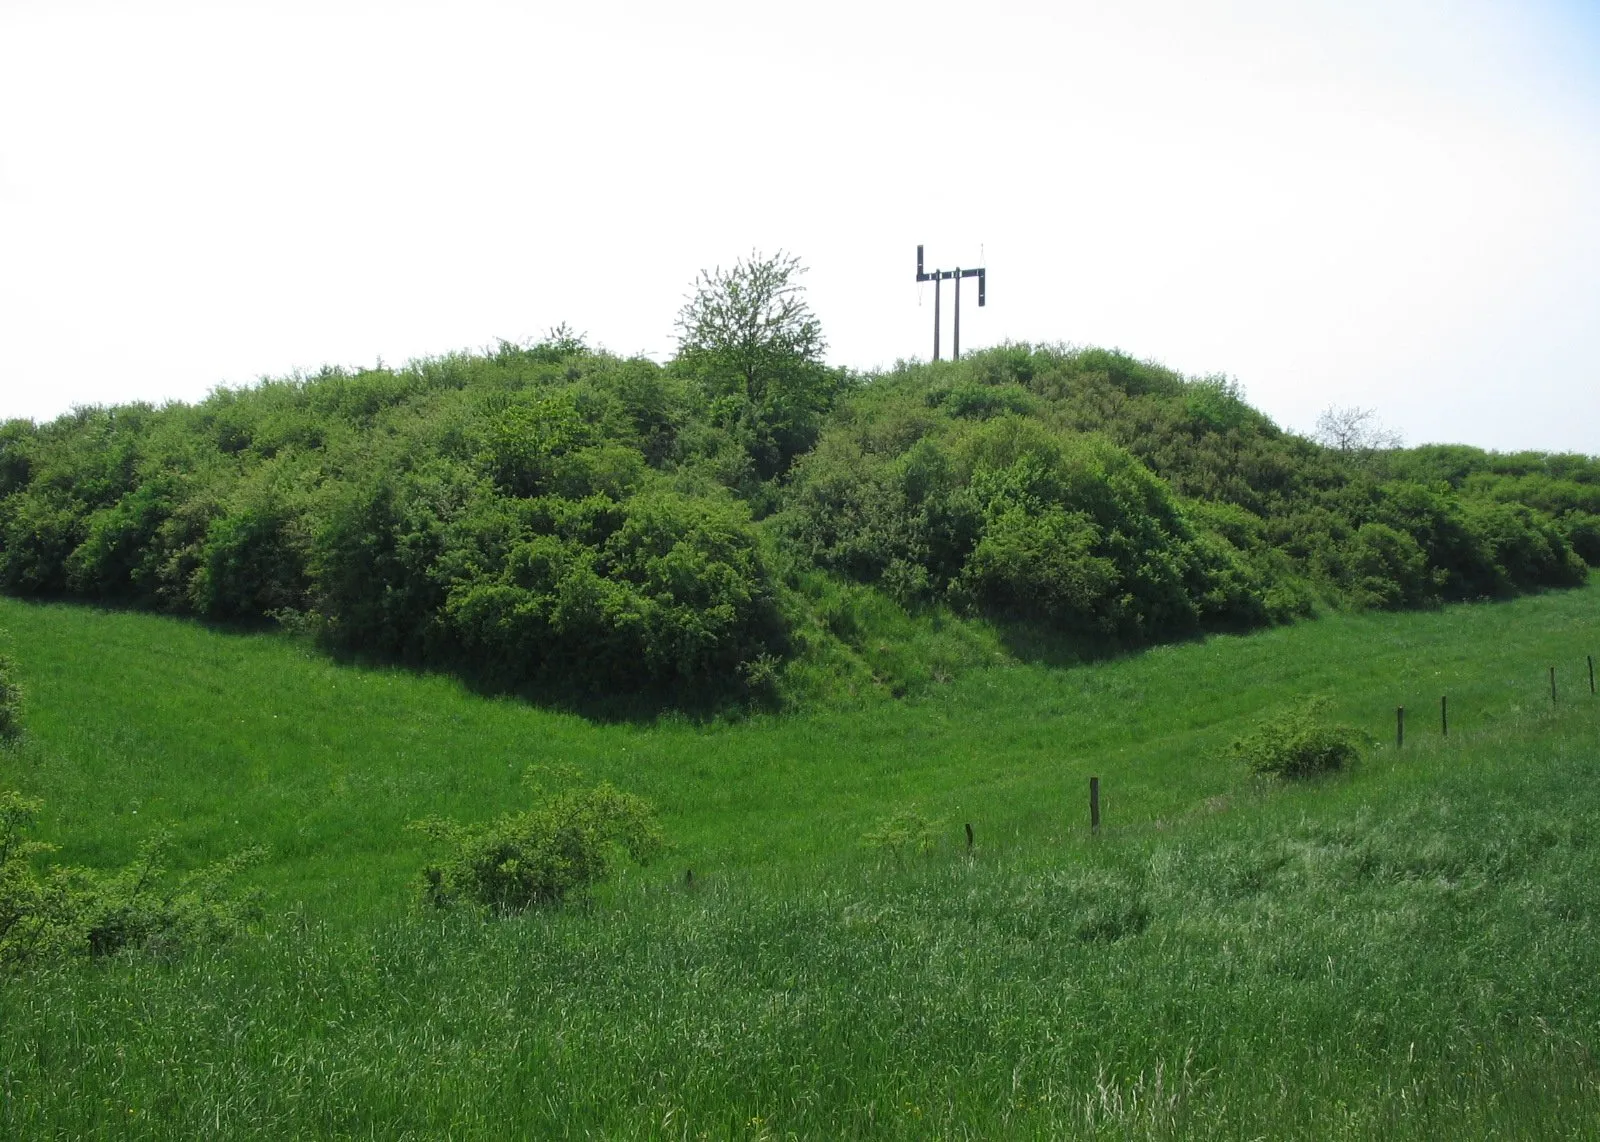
(410, 782, 664, 914)
(0, 652, 20, 739)
(1, 789, 265, 968)
(1228, 700, 1361, 779)
(861, 808, 942, 858)
(76, 834, 267, 959)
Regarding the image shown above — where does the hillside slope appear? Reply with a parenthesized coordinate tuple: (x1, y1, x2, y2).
(2, 582, 1599, 1138)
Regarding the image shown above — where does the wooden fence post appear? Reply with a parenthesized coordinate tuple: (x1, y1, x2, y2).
(1441, 695, 1447, 738)
(1397, 706, 1404, 748)
(1090, 777, 1101, 834)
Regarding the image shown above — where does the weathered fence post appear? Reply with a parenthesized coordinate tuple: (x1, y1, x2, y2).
(1441, 695, 1448, 738)
(1397, 706, 1405, 748)
(1551, 666, 1558, 706)
(1090, 777, 1101, 834)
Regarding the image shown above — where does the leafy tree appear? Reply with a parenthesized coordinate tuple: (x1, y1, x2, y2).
(675, 250, 843, 479)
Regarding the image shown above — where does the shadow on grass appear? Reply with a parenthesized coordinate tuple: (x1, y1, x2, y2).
(1, 594, 772, 726)
(984, 614, 1234, 669)
(286, 625, 778, 725)
(365, 645, 770, 726)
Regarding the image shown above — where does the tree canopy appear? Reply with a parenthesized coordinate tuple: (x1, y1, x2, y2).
(674, 251, 845, 483)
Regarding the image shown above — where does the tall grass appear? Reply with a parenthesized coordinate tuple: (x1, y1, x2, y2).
(1, 586, 1598, 1136)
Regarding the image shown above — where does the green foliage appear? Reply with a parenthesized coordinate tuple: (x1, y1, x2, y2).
(1562, 511, 1600, 566)
(860, 807, 942, 858)
(1343, 522, 1432, 610)
(783, 403, 1268, 643)
(0, 342, 793, 698)
(674, 250, 847, 479)
(782, 341, 1587, 648)
(439, 487, 784, 692)
(411, 782, 664, 914)
(1228, 699, 1362, 779)
(0, 326, 1590, 708)
(0, 650, 19, 740)
(0, 790, 264, 968)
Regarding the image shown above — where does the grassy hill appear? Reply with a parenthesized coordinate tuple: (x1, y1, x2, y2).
(2, 584, 1598, 1137)
(4, 295, 1599, 1134)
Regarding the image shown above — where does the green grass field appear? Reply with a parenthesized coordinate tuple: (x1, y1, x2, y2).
(3, 588, 1599, 1138)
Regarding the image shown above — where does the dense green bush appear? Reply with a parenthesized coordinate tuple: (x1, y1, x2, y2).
(1562, 512, 1600, 566)
(0, 790, 264, 968)
(1342, 523, 1433, 610)
(0, 336, 793, 696)
(781, 406, 1269, 642)
(781, 343, 1587, 644)
(440, 488, 782, 691)
(1229, 701, 1362, 779)
(410, 782, 664, 913)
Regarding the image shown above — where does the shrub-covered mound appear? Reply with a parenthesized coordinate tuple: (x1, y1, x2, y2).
(0, 341, 794, 697)
(0, 337, 1591, 703)
(778, 346, 1590, 647)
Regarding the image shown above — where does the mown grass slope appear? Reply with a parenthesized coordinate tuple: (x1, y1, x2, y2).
(2, 586, 1599, 1137)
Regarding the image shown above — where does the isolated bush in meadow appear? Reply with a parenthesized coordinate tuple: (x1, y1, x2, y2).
(860, 807, 943, 859)
(0, 790, 265, 968)
(1229, 699, 1362, 780)
(410, 782, 664, 914)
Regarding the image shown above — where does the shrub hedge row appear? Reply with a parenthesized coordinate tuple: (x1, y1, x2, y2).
(0, 341, 1591, 698)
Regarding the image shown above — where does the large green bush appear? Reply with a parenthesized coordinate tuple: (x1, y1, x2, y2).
(1343, 523, 1433, 610)
(1562, 512, 1600, 566)
(441, 488, 782, 690)
(782, 410, 1267, 642)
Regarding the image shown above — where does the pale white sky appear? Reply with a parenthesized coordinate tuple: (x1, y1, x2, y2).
(2, 0, 1597, 452)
